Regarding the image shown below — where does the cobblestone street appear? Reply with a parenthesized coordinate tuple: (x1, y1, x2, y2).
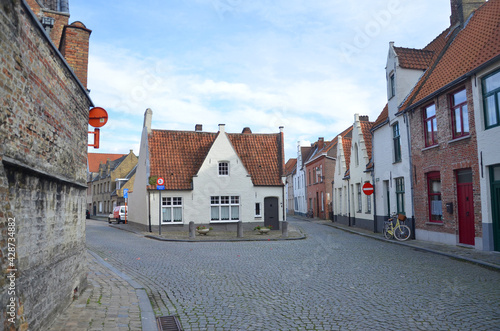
(86, 217, 500, 330)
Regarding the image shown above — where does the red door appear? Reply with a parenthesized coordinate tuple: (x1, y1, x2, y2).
(457, 182, 474, 245)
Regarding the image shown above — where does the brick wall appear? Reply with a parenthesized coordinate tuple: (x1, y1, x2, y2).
(59, 22, 91, 88)
(410, 80, 482, 241)
(0, 0, 92, 330)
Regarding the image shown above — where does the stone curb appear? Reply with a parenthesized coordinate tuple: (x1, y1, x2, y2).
(303, 218, 500, 272)
(87, 250, 157, 330)
(109, 223, 307, 242)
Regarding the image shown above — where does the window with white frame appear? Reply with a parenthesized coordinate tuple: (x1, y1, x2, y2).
(162, 197, 183, 223)
(483, 69, 500, 129)
(211, 196, 239, 221)
(218, 162, 229, 176)
(389, 72, 395, 98)
(255, 202, 261, 217)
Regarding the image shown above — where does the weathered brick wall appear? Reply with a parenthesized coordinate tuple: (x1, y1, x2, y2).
(410, 80, 482, 239)
(59, 21, 91, 88)
(0, 0, 91, 330)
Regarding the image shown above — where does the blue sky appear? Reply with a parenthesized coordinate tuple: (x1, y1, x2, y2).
(74, 0, 451, 160)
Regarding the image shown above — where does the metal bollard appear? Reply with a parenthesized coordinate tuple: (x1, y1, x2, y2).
(237, 221, 243, 238)
(189, 221, 195, 239)
(282, 221, 289, 238)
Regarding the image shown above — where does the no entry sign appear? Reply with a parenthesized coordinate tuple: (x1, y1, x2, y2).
(362, 182, 374, 195)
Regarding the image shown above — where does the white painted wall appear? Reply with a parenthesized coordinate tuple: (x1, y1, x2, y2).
(473, 61, 500, 251)
(294, 142, 308, 215)
(333, 136, 349, 216)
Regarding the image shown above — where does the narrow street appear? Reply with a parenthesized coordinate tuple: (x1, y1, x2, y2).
(86, 217, 500, 330)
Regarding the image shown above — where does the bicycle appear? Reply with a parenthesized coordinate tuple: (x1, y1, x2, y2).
(306, 209, 314, 218)
(383, 213, 411, 241)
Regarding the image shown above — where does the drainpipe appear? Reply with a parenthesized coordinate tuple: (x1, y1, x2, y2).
(148, 190, 151, 232)
(404, 112, 416, 239)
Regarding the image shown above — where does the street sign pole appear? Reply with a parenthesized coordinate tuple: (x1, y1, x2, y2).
(159, 190, 161, 236)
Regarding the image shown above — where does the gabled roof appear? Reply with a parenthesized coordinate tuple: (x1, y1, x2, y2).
(394, 47, 434, 70)
(228, 133, 283, 186)
(401, 0, 500, 111)
(360, 119, 374, 160)
(284, 158, 297, 176)
(372, 104, 389, 131)
(149, 130, 217, 190)
(88, 153, 125, 173)
(148, 129, 284, 190)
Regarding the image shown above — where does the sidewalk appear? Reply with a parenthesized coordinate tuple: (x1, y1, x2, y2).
(48, 251, 156, 331)
(296, 216, 500, 271)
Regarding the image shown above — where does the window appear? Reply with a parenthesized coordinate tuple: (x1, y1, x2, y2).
(451, 89, 469, 138)
(427, 172, 442, 222)
(424, 103, 438, 147)
(357, 184, 362, 212)
(483, 69, 500, 129)
(218, 162, 229, 176)
(308, 170, 311, 186)
(321, 192, 324, 211)
(339, 188, 342, 214)
(255, 202, 261, 217)
(211, 196, 239, 222)
(354, 143, 359, 166)
(162, 197, 183, 223)
(395, 177, 405, 215)
(393, 122, 401, 162)
(389, 73, 395, 98)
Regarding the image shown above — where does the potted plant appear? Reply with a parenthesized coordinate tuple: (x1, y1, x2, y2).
(196, 225, 213, 235)
(254, 225, 272, 234)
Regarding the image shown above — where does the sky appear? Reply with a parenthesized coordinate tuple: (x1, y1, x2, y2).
(73, 0, 451, 160)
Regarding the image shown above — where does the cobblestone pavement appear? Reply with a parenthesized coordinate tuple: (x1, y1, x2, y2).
(48, 252, 142, 331)
(86, 217, 500, 330)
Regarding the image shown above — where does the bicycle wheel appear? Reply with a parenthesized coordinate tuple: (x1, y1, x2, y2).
(383, 224, 393, 239)
(394, 225, 411, 241)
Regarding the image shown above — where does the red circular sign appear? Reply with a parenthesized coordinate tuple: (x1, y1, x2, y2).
(88, 107, 108, 128)
(157, 177, 164, 186)
(362, 182, 374, 195)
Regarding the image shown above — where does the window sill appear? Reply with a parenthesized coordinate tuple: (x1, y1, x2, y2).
(425, 221, 443, 226)
(161, 222, 183, 225)
(254, 216, 262, 219)
(421, 144, 439, 152)
(448, 135, 470, 144)
(210, 220, 239, 223)
(392, 160, 402, 165)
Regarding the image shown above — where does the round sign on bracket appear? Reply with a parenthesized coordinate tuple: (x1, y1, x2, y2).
(157, 177, 165, 186)
(88, 107, 108, 128)
(362, 182, 374, 195)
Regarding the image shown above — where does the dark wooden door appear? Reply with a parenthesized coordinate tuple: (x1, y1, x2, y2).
(264, 197, 279, 230)
(457, 182, 474, 245)
(492, 181, 500, 251)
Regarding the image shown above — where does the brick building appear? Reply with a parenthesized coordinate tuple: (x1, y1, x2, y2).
(90, 150, 138, 215)
(0, 0, 92, 329)
(399, 0, 499, 250)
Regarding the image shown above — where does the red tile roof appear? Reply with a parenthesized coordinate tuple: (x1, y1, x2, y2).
(401, 0, 500, 111)
(149, 130, 217, 190)
(372, 104, 389, 130)
(394, 47, 434, 70)
(284, 158, 297, 176)
(228, 133, 283, 186)
(342, 137, 352, 172)
(88, 153, 126, 173)
(148, 129, 284, 190)
(360, 119, 374, 160)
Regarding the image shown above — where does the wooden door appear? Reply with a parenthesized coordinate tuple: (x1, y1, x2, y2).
(264, 197, 279, 230)
(457, 170, 474, 245)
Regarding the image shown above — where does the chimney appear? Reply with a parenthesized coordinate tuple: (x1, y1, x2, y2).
(242, 127, 252, 134)
(318, 137, 324, 150)
(195, 124, 203, 132)
(59, 21, 92, 88)
(450, 0, 485, 26)
(143, 108, 152, 134)
(218, 124, 225, 133)
(359, 115, 369, 122)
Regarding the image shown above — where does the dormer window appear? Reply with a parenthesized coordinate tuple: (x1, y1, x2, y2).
(218, 162, 229, 176)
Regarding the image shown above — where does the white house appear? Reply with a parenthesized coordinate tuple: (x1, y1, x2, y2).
(370, 43, 428, 232)
(293, 142, 310, 216)
(473, 61, 500, 251)
(333, 128, 351, 225)
(128, 109, 285, 231)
